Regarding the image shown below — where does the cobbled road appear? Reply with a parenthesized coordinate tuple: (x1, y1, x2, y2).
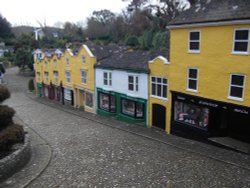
(3, 67, 250, 188)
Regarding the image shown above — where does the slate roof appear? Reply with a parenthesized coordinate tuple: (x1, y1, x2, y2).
(95, 49, 168, 73)
(169, 0, 250, 26)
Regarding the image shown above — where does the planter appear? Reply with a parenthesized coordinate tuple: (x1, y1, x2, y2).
(0, 133, 31, 182)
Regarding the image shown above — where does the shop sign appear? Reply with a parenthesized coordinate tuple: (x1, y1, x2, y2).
(198, 100, 218, 108)
(177, 96, 185, 101)
(233, 108, 249, 115)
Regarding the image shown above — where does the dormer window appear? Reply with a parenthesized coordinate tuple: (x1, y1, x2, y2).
(233, 29, 249, 54)
(66, 57, 69, 65)
(82, 55, 86, 64)
(189, 31, 200, 53)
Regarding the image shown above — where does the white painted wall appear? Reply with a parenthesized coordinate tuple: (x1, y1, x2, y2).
(95, 68, 148, 100)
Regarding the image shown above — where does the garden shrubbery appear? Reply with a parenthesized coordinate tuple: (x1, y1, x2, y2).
(0, 85, 24, 152)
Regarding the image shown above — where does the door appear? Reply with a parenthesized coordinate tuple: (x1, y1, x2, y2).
(152, 104, 166, 130)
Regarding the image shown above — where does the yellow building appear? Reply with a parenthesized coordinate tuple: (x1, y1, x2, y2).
(148, 55, 171, 133)
(167, 0, 250, 142)
(34, 56, 43, 97)
(72, 44, 96, 113)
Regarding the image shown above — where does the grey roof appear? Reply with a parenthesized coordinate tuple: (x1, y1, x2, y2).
(169, 0, 250, 26)
(95, 49, 168, 73)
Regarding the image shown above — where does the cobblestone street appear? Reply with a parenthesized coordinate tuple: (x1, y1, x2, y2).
(2, 67, 250, 187)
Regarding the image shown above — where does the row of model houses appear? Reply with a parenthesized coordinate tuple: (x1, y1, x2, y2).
(34, 0, 250, 143)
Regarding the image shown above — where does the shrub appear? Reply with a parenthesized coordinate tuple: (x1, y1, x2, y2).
(0, 124, 24, 150)
(0, 105, 15, 129)
(28, 78, 35, 91)
(0, 86, 10, 103)
(126, 36, 140, 47)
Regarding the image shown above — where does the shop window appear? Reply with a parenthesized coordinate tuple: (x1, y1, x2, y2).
(44, 87, 49, 97)
(187, 68, 198, 92)
(174, 101, 209, 130)
(81, 70, 87, 84)
(64, 88, 71, 101)
(229, 74, 245, 100)
(189, 31, 200, 52)
(151, 76, 168, 99)
(128, 75, 139, 92)
(121, 99, 144, 118)
(233, 29, 249, 54)
(103, 72, 112, 86)
(54, 71, 58, 84)
(99, 93, 116, 112)
(85, 92, 93, 108)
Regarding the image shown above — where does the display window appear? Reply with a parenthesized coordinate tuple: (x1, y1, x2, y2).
(85, 92, 93, 108)
(64, 88, 72, 101)
(99, 93, 116, 112)
(121, 99, 144, 118)
(174, 101, 209, 130)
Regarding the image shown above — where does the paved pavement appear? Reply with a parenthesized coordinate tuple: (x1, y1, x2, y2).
(1, 67, 250, 188)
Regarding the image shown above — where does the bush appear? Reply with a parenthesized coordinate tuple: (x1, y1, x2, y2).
(0, 86, 10, 103)
(0, 105, 15, 129)
(28, 78, 35, 91)
(0, 124, 24, 150)
(125, 36, 140, 47)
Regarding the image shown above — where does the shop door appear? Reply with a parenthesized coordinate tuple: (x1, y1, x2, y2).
(71, 90, 74, 106)
(152, 104, 166, 130)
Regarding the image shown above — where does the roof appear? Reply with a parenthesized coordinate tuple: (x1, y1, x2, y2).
(95, 49, 168, 73)
(169, 0, 250, 26)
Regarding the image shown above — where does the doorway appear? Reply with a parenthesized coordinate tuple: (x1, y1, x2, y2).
(152, 104, 166, 130)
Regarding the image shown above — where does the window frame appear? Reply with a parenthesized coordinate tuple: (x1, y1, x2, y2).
(37, 72, 40, 82)
(54, 71, 58, 84)
(150, 76, 168, 100)
(103, 71, 112, 86)
(228, 73, 246, 101)
(187, 68, 199, 92)
(66, 57, 70, 65)
(80, 70, 87, 84)
(188, 30, 201, 53)
(65, 71, 71, 83)
(121, 98, 144, 119)
(82, 55, 86, 64)
(232, 28, 250, 55)
(128, 75, 139, 92)
(44, 72, 49, 83)
(99, 92, 116, 113)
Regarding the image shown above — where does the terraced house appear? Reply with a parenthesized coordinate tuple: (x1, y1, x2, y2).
(167, 0, 250, 143)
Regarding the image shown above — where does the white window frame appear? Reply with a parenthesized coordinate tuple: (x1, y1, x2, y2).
(81, 70, 87, 84)
(44, 72, 49, 83)
(150, 76, 168, 100)
(82, 55, 86, 64)
(232, 28, 250, 55)
(128, 75, 139, 92)
(103, 71, 112, 86)
(228, 74, 246, 101)
(65, 71, 71, 83)
(54, 71, 58, 84)
(188, 30, 200, 53)
(187, 68, 198, 92)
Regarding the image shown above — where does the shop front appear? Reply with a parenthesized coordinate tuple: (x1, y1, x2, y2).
(36, 83, 43, 97)
(63, 87, 74, 106)
(97, 88, 117, 116)
(171, 92, 250, 143)
(75, 87, 95, 113)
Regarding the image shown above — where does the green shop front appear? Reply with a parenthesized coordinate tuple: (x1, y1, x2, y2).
(36, 83, 43, 97)
(96, 88, 147, 125)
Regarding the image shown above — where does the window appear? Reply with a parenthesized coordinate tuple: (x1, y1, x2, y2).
(53, 60, 57, 68)
(81, 70, 87, 84)
(37, 72, 40, 82)
(64, 88, 72, 101)
(128, 75, 139, 92)
(233, 29, 249, 53)
(121, 99, 144, 118)
(54, 71, 58, 83)
(174, 101, 209, 131)
(44, 72, 49, 83)
(151, 76, 168, 99)
(187, 68, 198, 91)
(66, 57, 69, 65)
(103, 72, 112, 86)
(82, 55, 86, 64)
(65, 71, 71, 83)
(44, 61, 48, 68)
(85, 92, 93, 108)
(189, 31, 200, 52)
(99, 93, 116, 112)
(229, 74, 245, 100)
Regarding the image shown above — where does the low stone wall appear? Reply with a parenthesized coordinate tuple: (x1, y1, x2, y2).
(0, 133, 31, 182)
